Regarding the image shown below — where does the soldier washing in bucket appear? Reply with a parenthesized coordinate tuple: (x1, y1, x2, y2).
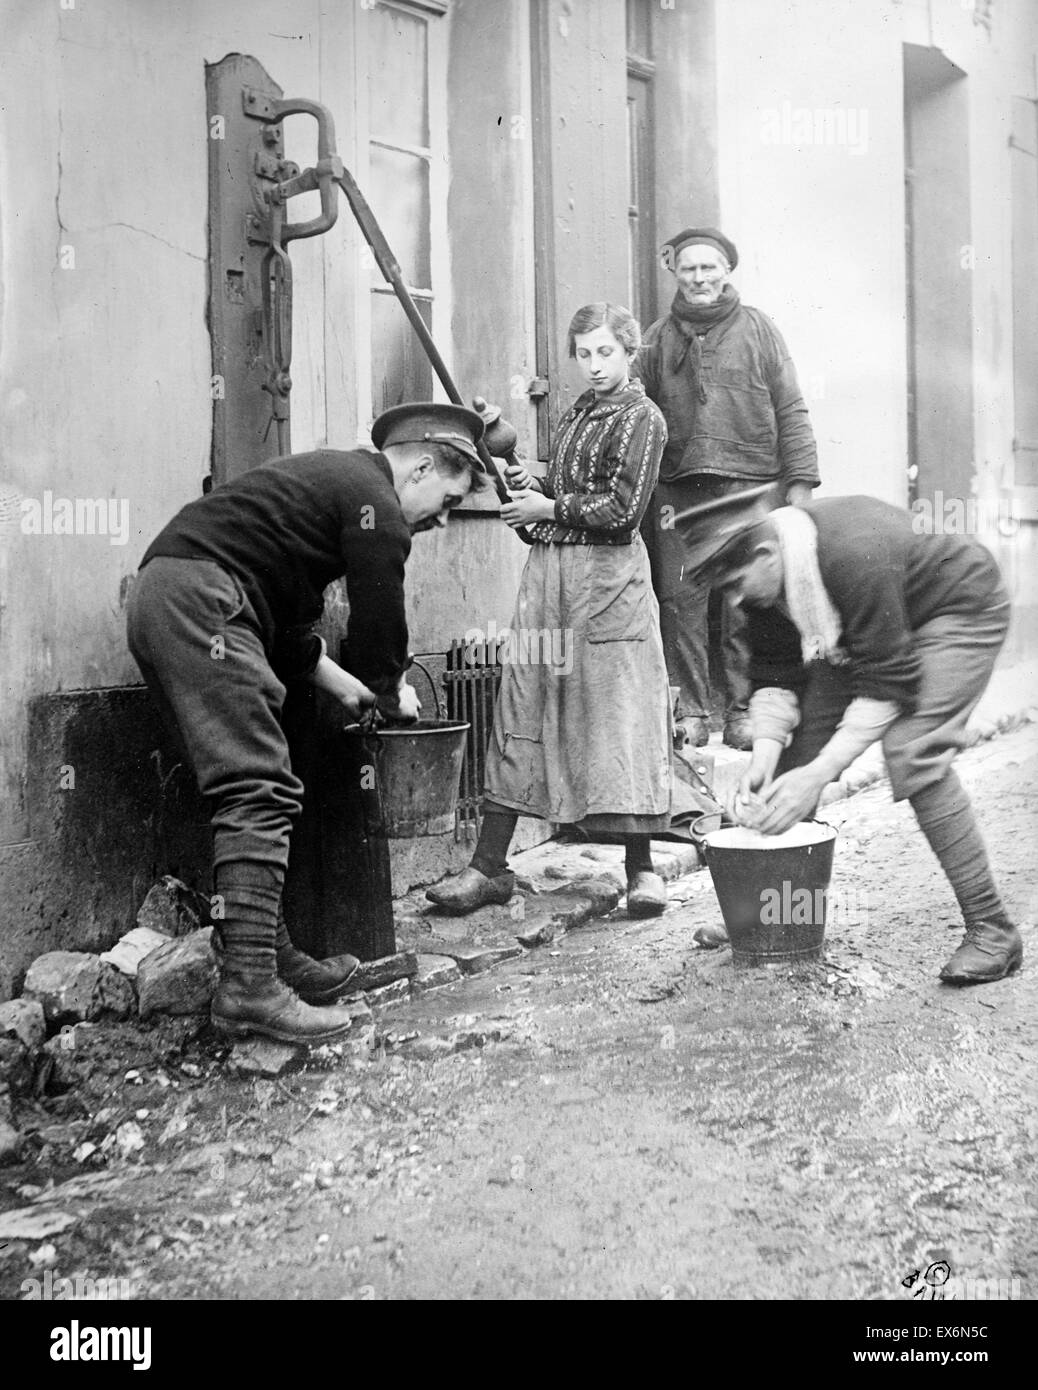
(127, 402, 487, 1046)
(677, 486, 1021, 985)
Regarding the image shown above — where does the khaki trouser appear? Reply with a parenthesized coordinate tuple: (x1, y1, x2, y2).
(777, 592, 1011, 801)
(126, 557, 304, 871)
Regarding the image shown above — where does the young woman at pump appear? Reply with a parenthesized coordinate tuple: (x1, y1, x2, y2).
(428, 303, 672, 918)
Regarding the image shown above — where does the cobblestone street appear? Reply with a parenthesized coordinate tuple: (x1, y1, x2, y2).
(3, 724, 1034, 1303)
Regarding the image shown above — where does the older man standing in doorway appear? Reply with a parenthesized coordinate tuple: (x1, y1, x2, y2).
(636, 226, 820, 749)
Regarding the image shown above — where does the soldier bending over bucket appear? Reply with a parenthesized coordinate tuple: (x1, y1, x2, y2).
(682, 489, 1021, 985)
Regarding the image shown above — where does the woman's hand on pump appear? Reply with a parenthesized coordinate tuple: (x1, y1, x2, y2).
(504, 459, 536, 492)
(502, 489, 555, 528)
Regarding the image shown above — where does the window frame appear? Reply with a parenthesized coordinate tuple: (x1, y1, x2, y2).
(352, 0, 453, 439)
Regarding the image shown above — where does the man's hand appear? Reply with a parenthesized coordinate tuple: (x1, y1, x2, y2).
(308, 655, 376, 719)
(502, 489, 555, 528)
(757, 763, 829, 834)
(730, 738, 782, 826)
(785, 481, 813, 508)
(391, 679, 421, 723)
(737, 739, 782, 800)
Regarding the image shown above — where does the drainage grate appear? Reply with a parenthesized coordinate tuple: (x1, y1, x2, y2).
(443, 638, 502, 841)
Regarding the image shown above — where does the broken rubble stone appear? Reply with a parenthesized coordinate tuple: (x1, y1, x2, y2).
(452, 1026, 510, 1050)
(39, 1022, 135, 1098)
(0, 1206, 77, 1239)
(412, 954, 462, 995)
(0, 1122, 24, 1166)
(516, 888, 603, 944)
(0, 1037, 33, 1096)
(366, 978, 410, 1008)
(40, 1023, 97, 1091)
(448, 944, 523, 975)
(136, 928, 217, 1020)
(517, 921, 555, 948)
(230, 1039, 306, 1078)
(340, 1020, 377, 1059)
(22, 952, 136, 1027)
(579, 846, 618, 861)
(563, 877, 622, 914)
(0, 1083, 21, 1165)
(342, 997, 374, 1027)
(136, 875, 208, 938)
(349, 952, 418, 993)
(99, 926, 172, 978)
(403, 1035, 458, 1060)
(101, 1120, 146, 1161)
(0, 998, 47, 1051)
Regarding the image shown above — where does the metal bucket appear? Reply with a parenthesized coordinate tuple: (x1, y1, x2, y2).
(372, 719, 470, 838)
(702, 821, 837, 967)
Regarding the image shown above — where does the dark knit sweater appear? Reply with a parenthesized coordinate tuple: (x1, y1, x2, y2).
(745, 496, 1006, 708)
(140, 450, 411, 692)
(635, 299, 819, 486)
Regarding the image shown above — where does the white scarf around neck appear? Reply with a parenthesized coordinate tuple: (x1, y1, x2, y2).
(768, 506, 846, 664)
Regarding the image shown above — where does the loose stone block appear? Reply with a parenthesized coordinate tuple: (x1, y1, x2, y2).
(0, 998, 47, 1051)
(100, 926, 172, 978)
(350, 952, 418, 992)
(0, 1037, 32, 1096)
(366, 978, 411, 1008)
(412, 954, 462, 994)
(230, 1039, 306, 1078)
(136, 929, 217, 1020)
(136, 875, 206, 938)
(22, 952, 135, 1027)
(448, 944, 523, 975)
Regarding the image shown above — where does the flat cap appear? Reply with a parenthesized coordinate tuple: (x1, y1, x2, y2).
(371, 402, 486, 468)
(668, 482, 776, 576)
(661, 226, 739, 273)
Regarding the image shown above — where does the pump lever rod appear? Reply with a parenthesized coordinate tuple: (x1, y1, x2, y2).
(262, 99, 531, 541)
(332, 166, 524, 529)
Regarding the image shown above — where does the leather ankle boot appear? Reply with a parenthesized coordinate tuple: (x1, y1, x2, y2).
(212, 968, 359, 1044)
(275, 905, 360, 1005)
(210, 882, 357, 1044)
(939, 916, 1024, 986)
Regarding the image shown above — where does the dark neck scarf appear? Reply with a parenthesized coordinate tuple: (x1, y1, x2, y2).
(668, 284, 741, 400)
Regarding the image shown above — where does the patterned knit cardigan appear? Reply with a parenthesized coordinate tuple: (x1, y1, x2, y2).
(527, 380, 667, 546)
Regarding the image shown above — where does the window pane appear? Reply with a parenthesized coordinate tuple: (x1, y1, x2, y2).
(368, 3, 428, 147)
(371, 291, 433, 415)
(369, 145, 431, 288)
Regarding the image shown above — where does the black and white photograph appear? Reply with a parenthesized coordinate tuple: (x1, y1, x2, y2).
(0, 0, 1035, 1340)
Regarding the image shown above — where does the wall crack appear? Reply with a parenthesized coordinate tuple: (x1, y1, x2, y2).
(106, 223, 206, 262)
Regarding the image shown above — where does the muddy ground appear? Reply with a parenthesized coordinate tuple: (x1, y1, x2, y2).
(1, 725, 1035, 1302)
